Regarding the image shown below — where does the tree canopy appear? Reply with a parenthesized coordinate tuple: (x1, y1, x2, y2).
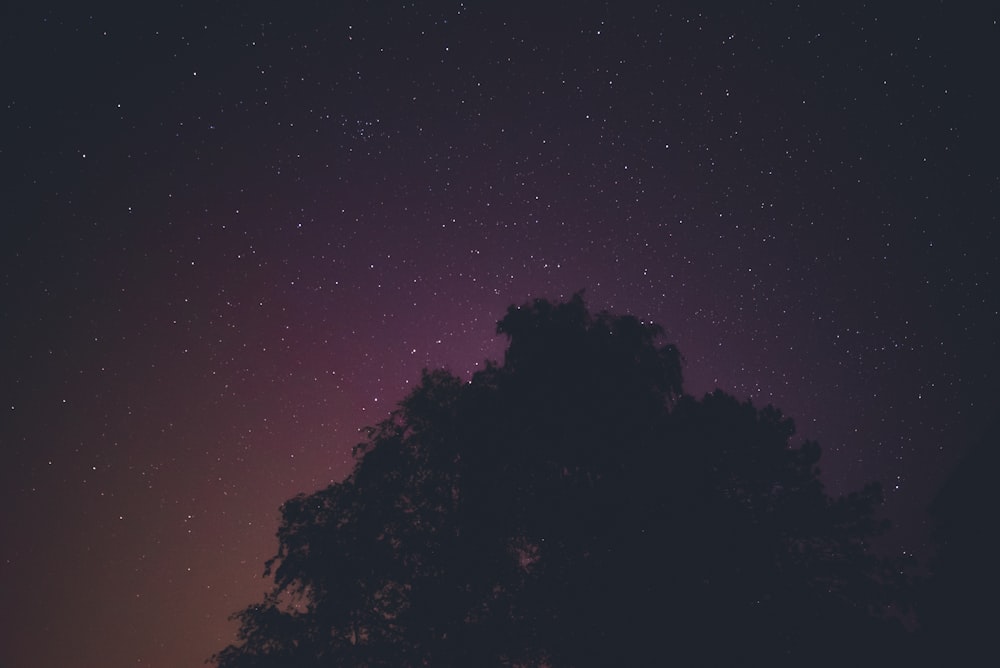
(916, 419, 999, 663)
(213, 295, 904, 667)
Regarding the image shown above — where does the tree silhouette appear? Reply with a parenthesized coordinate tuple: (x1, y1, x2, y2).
(918, 419, 999, 663)
(213, 294, 905, 667)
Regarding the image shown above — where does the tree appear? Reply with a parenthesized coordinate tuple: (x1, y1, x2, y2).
(213, 294, 904, 667)
(917, 420, 1000, 663)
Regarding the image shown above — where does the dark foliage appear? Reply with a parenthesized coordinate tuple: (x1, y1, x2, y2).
(213, 295, 905, 667)
(917, 420, 1000, 663)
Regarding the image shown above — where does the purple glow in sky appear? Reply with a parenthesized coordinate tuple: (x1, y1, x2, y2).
(2, 3, 996, 666)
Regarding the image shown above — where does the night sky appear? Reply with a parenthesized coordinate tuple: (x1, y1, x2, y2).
(2, 3, 997, 666)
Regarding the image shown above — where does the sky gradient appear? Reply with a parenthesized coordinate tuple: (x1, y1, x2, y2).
(2, 3, 997, 666)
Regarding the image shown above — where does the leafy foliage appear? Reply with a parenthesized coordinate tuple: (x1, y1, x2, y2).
(213, 295, 903, 667)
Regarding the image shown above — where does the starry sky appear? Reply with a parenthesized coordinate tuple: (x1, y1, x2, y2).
(2, 2, 997, 666)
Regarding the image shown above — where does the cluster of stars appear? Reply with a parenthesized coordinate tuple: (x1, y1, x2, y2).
(1, 3, 996, 668)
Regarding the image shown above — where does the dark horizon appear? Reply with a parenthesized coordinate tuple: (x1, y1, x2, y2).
(2, 2, 996, 666)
